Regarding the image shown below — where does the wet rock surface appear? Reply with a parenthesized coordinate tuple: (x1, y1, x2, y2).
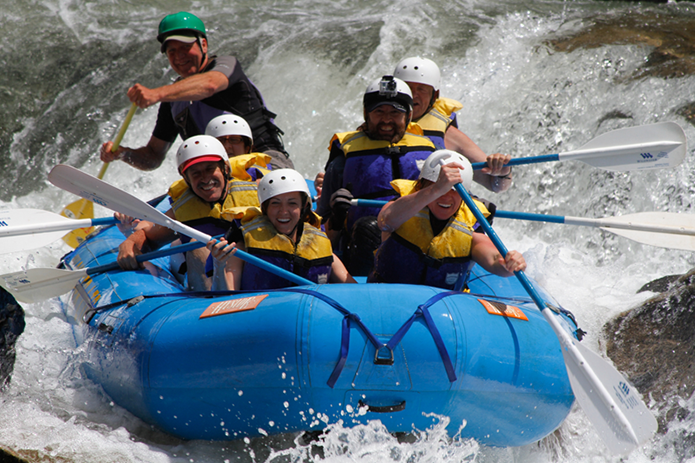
(548, 10, 695, 128)
(603, 269, 695, 430)
(548, 11, 695, 80)
(0, 288, 24, 390)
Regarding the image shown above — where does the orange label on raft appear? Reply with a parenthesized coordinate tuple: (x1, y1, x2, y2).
(477, 299, 528, 321)
(200, 294, 268, 319)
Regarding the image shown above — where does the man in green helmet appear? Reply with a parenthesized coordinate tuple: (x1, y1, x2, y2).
(101, 11, 293, 171)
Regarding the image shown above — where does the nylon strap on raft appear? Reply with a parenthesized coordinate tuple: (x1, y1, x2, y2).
(82, 285, 459, 389)
(384, 290, 458, 383)
(281, 287, 458, 388)
(278, 288, 381, 388)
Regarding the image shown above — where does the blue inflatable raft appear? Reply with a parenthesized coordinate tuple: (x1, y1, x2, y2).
(58, 221, 578, 447)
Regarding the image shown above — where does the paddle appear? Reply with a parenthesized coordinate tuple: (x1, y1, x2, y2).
(494, 210, 695, 252)
(0, 209, 118, 254)
(60, 103, 138, 248)
(351, 199, 695, 252)
(470, 121, 686, 172)
(48, 165, 313, 287)
(0, 239, 210, 304)
(451, 180, 657, 454)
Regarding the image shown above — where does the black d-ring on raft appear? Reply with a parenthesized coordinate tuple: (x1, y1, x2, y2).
(358, 399, 406, 413)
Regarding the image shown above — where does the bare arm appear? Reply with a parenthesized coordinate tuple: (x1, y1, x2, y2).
(117, 209, 177, 270)
(470, 233, 526, 277)
(127, 71, 230, 109)
(329, 253, 357, 283)
(100, 135, 171, 171)
(444, 126, 512, 193)
(207, 238, 245, 291)
(377, 163, 464, 240)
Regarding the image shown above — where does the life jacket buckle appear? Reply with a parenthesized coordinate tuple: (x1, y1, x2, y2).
(374, 345, 394, 365)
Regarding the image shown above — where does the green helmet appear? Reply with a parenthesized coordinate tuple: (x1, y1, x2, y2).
(157, 12, 206, 51)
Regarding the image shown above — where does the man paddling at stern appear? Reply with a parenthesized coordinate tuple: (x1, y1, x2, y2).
(394, 57, 512, 192)
(101, 11, 292, 171)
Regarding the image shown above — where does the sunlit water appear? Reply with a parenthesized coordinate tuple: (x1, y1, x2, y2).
(1, 0, 695, 461)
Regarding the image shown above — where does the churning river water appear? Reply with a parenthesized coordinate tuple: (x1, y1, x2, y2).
(2, 0, 695, 461)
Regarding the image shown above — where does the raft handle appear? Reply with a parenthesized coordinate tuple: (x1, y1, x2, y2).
(374, 345, 394, 365)
(358, 399, 406, 413)
(98, 323, 113, 334)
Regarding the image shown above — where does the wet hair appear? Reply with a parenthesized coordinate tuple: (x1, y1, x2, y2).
(413, 178, 432, 192)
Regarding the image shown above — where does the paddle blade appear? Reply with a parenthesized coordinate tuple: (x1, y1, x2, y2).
(0, 209, 75, 253)
(49, 165, 211, 243)
(57, 102, 134, 248)
(562, 339, 657, 454)
(597, 211, 695, 252)
(565, 122, 686, 172)
(60, 198, 96, 248)
(0, 267, 89, 304)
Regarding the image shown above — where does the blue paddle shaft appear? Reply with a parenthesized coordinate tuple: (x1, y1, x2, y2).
(84, 239, 210, 277)
(352, 199, 568, 226)
(91, 217, 119, 227)
(471, 154, 560, 170)
(493, 210, 565, 224)
(453, 183, 548, 310)
(83, 237, 313, 287)
(236, 249, 313, 286)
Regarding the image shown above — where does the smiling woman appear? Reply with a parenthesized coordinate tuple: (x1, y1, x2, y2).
(370, 150, 526, 288)
(208, 169, 356, 291)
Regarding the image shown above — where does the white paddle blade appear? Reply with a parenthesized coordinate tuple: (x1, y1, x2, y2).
(0, 267, 89, 304)
(0, 209, 97, 253)
(604, 227, 695, 252)
(597, 211, 695, 251)
(562, 122, 686, 172)
(0, 230, 68, 254)
(563, 339, 657, 455)
(48, 165, 211, 243)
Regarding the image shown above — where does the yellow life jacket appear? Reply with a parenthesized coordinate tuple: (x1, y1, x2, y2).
(390, 179, 489, 260)
(330, 127, 435, 231)
(229, 152, 272, 181)
(369, 179, 490, 288)
(169, 155, 262, 223)
(239, 208, 331, 260)
(410, 97, 463, 149)
(239, 208, 334, 288)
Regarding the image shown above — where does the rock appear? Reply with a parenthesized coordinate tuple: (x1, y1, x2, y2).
(547, 10, 695, 129)
(603, 269, 695, 430)
(0, 287, 25, 390)
(548, 11, 695, 80)
(0, 446, 29, 463)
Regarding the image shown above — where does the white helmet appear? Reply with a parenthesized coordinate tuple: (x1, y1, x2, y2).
(419, 149, 473, 191)
(258, 169, 311, 205)
(393, 57, 441, 91)
(176, 135, 228, 174)
(205, 114, 253, 143)
(363, 75, 413, 113)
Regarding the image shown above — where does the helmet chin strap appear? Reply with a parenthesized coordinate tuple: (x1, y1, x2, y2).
(196, 36, 208, 71)
(418, 90, 438, 122)
(289, 199, 314, 242)
(274, 195, 311, 243)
